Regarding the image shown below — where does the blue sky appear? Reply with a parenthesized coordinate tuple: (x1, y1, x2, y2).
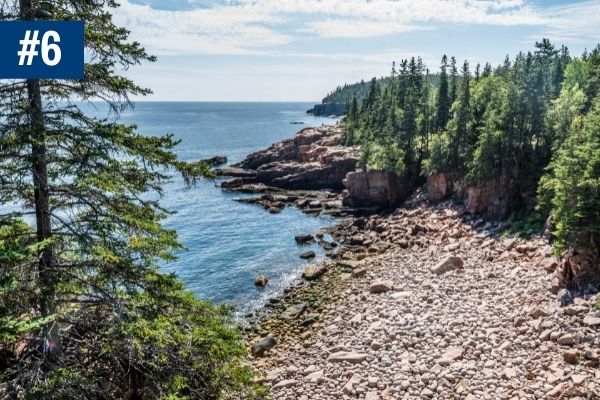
(114, 0, 600, 101)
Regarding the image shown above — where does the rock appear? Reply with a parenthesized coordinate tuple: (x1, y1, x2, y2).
(539, 257, 559, 273)
(295, 234, 315, 244)
(369, 279, 394, 294)
(299, 251, 316, 259)
(327, 351, 368, 363)
(342, 373, 361, 394)
(305, 370, 324, 383)
(557, 244, 600, 291)
(254, 275, 269, 287)
(501, 367, 517, 379)
(302, 264, 328, 280)
(271, 379, 298, 390)
(583, 315, 600, 326)
(342, 170, 410, 208)
(563, 349, 580, 364)
(370, 340, 382, 351)
(571, 374, 587, 385)
(465, 180, 511, 217)
(547, 382, 567, 397)
(365, 392, 379, 400)
(280, 303, 307, 320)
(251, 335, 277, 357)
(190, 155, 227, 166)
(300, 313, 319, 327)
(220, 177, 244, 188)
(352, 268, 367, 277)
(437, 347, 464, 366)
(430, 256, 464, 275)
(557, 333, 575, 346)
(233, 127, 358, 190)
(528, 306, 551, 319)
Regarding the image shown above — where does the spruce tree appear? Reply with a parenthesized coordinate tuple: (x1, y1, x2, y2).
(436, 55, 450, 131)
(449, 56, 458, 106)
(0, 0, 262, 398)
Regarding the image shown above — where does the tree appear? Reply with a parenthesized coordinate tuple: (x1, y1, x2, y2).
(0, 0, 263, 398)
(436, 55, 450, 131)
(449, 56, 458, 106)
(538, 96, 600, 254)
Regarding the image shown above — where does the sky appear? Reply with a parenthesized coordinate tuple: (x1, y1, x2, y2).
(113, 0, 600, 101)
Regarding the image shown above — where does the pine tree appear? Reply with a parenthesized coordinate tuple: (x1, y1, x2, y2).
(436, 55, 450, 131)
(449, 56, 458, 106)
(0, 0, 263, 398)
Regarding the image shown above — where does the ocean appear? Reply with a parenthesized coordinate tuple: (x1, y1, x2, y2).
(101, 102, 339, 314)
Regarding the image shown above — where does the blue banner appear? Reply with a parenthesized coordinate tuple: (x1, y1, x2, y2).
(0, 21, 84, 79)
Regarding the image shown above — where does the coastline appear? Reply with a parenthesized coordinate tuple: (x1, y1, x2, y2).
(221, 126, 600, 399)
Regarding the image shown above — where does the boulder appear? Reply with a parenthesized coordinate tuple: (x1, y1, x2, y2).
(302, 264, 328, 281)
(557, 242, 600, 292)
(427, 172, 463, 202)
(254, 275, 269, 287)
(369, 279, 394, 294)
(327, 351, 368, 363)
(342, 170, 410, 208)
(251, 335, 277, 357)
(295, 234, 315, 244)
(190, 155, 227, 166)
(280, 303, 306, 320)
(299, 251, 316, 259)
(437, 347, 464, 366)
(430, 256, 464, 275)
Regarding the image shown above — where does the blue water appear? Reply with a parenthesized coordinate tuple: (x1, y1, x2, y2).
(97, 102, 338, 313)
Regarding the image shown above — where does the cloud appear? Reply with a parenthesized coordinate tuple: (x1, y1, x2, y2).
(114, 0, 292, 56)
(115, 0, 552, 56)
(115, 0, 599, 58)
(539, 0, 600, 44)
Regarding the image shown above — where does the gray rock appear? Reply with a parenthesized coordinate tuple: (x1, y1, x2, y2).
(299, 251, 316, 259)
(295, 234, 315, 244)
(251, 335, 277, 357)
(327, 351, 368, 363)
(369, 279, 394, 294)
(281, 303, 307, 320)
(430, 256, 464, 275)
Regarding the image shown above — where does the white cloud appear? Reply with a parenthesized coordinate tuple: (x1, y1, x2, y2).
(114, 0, 552, 56)
(540, 0, 600, 44)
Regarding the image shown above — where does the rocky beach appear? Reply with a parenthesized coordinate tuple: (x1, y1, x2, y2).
(218, 126, 600, 400)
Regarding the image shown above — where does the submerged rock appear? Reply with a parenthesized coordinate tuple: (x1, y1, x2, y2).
(295, 234, 315, 244)
(299, 251, 316, 259)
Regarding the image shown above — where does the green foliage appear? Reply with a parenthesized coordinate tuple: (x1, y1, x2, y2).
(538, 97, 600, 253)
(0, 0, 263, 398)
(363, 141, 405, 175)
(421, 132, 451, 176)
(338, 39, 600, 260)
(25, 275, 266, 399)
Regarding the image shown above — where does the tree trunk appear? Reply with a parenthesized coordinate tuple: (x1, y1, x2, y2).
(20, 0, 55, 319)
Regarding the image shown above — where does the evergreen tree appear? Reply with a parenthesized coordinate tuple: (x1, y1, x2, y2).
(0, 0, 263, 398)
(436, 55, 450, 131)
(449, 56, 458, 106)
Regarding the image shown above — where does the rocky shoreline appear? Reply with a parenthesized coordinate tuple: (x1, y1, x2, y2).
(218, 126, 600, 399)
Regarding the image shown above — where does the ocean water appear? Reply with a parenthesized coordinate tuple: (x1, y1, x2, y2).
(94, 102, 338, 313)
